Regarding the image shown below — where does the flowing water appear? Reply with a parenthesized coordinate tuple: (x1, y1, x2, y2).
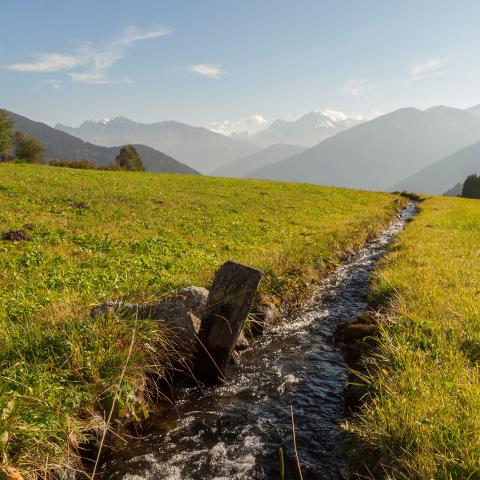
(100, 203, 416, 480)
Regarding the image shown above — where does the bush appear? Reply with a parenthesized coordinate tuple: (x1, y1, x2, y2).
(49, 159, 100, 170)
(14, 132, 45, 164)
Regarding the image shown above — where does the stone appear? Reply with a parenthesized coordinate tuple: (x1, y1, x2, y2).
(344, 382, 368, 413)
(235, 331, 250, 351)
(1, 230, 31, 241)
(249, 302, 279, 336)
(341, 342, 364, 368)
(172, 285, 209, 318)
(334, 322, 379, 344)
(91, 299, 199, 341)
(229, 351, 241, 365)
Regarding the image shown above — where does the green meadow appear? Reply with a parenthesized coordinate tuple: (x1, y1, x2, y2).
(0, 163, 401, 478)
(351, 196, 480, 479)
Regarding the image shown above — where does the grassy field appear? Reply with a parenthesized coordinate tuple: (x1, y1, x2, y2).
(351, 196, 480, 479)
(0, 163, 403, 478)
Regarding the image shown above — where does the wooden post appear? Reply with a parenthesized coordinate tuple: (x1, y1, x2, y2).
(194, 260, 263, 384)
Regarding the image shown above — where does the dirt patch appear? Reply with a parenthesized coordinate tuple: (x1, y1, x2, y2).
(1, 230, 31, 241)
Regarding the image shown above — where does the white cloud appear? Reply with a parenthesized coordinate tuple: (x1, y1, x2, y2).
(340, 79, 376, 97)
(70, 71, 109, 84)
(244, 114, 267, 125)
(408, 58, 448, 80)
(6, 53, 81, 72)
(209, 114, 267, 135)
(190, 64, 225, 79)
(5, 25, 171, 84)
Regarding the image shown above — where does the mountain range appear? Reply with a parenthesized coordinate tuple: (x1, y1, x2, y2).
(7, 111, 200, 175)
(56, 117, 259, 174)
(231, 110, 367, 148)
(245, 106, 480, 192)
(7, 104, 480, 194)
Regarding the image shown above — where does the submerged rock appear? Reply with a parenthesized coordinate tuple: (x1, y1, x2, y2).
(249, 302, 279, 336)
(333, 313, 382, 368)
(333, 313, 380, 344)
(334, 323, 379, 343)
(229, 351, 241, 365)
(344, 382, 368, 412)
(235, 331, 250, 351)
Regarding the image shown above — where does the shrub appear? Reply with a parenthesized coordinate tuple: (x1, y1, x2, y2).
(13, 132, 45, 164)
(49, 159, 100, 170)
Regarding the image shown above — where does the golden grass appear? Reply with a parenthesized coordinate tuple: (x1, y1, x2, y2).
(349, 196, 480, 479)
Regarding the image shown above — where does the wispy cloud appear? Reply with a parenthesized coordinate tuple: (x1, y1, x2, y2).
(5, 25, 171, 84)
(408, 58, 448, 81)
(111, 25, 171, 47)
(7, 53, 81, 72)
(190, 64, 225, 79)
(340, 79, 376, 97)
(209, 114, 267, 135)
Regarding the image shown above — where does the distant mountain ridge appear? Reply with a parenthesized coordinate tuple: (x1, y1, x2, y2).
(393, 139, 480, 194)
(7, 110, 200, 175)
(244, 106, 480, 191)
(55, 117, 259, 173)
(466, 104, 480, 118)
(231, 110, 367, 148)
(443, 182, 463, 197)
(211, 144, 306, 178)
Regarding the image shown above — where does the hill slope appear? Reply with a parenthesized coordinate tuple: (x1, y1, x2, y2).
(211, 143, 306, 178)
(393, 139, 480, 194)
(7, 110, 200, 175)
(56, 117, 259, 173)
(245, 106, 480, 191)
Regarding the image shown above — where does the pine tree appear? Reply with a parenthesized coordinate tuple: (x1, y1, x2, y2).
(461, 174, 480, 199)
(114, 145, 144, 171)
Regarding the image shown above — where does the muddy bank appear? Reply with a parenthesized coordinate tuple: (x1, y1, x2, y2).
(95, 203, 416, 480)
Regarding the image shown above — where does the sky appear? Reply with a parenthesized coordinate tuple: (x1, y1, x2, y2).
(1, 0, 480, 132)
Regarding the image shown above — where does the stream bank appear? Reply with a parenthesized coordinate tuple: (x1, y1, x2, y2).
(98, 203, 417, 480)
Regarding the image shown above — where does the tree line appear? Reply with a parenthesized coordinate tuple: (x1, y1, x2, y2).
(461, 174, 480, 199)
(0, 110, 144, 171)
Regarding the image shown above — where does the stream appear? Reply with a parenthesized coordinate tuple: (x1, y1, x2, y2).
(100, 203, 416, 480)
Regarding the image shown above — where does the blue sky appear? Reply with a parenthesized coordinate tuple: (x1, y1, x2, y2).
(1, 0, 480, 131)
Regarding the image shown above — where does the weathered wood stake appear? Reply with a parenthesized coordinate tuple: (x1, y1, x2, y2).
(194, 260, 263, 384)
